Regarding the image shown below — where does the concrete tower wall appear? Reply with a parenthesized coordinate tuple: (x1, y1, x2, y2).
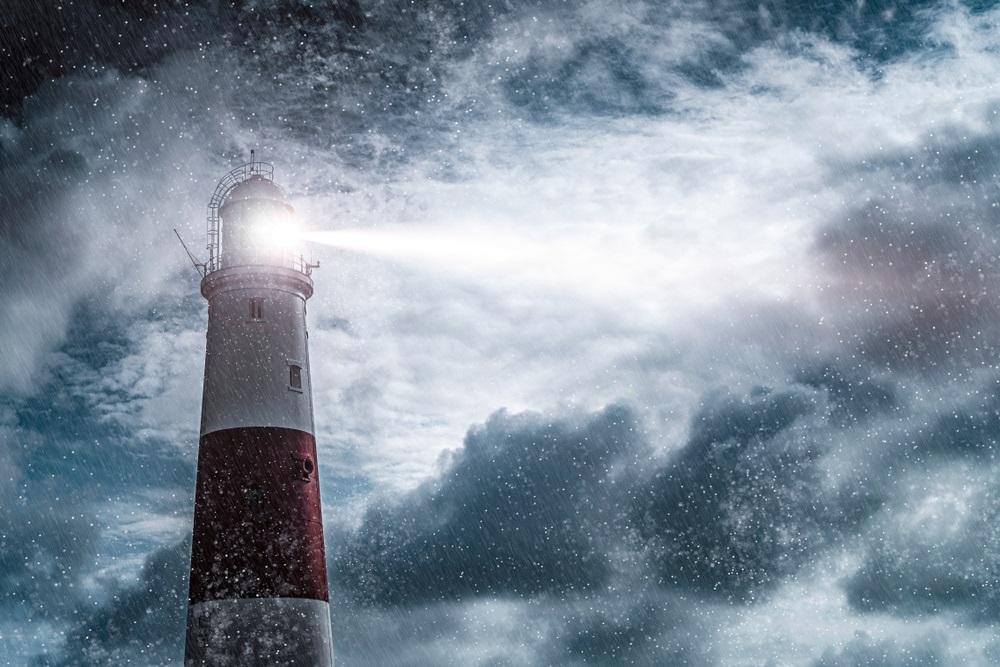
(185, 171, 334, 666)
(199, 270, 314, 436)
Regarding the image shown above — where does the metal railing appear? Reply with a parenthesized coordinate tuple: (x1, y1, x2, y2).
(208, 249, 315, 276)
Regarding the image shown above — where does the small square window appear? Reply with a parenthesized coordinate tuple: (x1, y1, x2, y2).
(249, 297, 263, 320)
(289, 364, 302, 390)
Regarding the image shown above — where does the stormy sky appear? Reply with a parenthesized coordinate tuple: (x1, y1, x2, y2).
(4, 0, 1000, 664)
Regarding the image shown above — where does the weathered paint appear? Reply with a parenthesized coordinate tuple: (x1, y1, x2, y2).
(185, 598, 333, 666)
(189, 427, 328, 603)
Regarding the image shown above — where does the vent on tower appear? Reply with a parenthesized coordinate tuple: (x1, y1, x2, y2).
(289, 363, 303, 391)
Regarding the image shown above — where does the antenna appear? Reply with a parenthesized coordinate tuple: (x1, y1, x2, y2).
(174, 228, 207, 276)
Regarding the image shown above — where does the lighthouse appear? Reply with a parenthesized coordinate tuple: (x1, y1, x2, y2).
(184, 157, 334, 665)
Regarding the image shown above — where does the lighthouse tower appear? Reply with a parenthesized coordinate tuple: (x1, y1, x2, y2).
(185, 158, 333, 665)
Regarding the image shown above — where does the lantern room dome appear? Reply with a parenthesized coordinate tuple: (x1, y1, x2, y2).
(220, 175, 289, 213)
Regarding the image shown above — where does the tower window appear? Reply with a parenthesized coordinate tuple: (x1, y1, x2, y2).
(289, 364, 302, 390)
(249, 297, 263, 320)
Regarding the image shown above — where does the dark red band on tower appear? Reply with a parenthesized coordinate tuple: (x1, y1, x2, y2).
(188, 426, 328, 604)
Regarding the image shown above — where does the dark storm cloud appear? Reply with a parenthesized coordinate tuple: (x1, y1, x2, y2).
(0, 140, 94, 393)
(847, 115, 1000, 192)
(913, 376, 1000, 459)
(838, 374, 1000, 624)
(814, 196, 1000, 372)
(10, 301, 194, 492)
(39, 539, 190, 667)
(799, 111, 1000, 637)
(334, 404, 638, 606)
(708, 0, 945, 60)
(794, 363, 899, 426)
(0, 0, 225, 115)
(503, 37, 672, 120)
(844, 544, 996, 622)
(842, 445, 1000, 623)
(0, 54, 219, 395)
(330, 565, 711, 666)
(559, 601, 666, 663)
(812, 632, 946, 667)
(329, 591, 710, 666)
(336, 384, 884, 613)
(807, 141, 1000, 625)
(327, 601, 468, 666)
(0, 306, 193, 661)
(220, 0, 966, 163)
(633, 387, 876, 602)
(807, 106, 1000, 377)
(326, 386, 903, 662)
(553, 597, 707, 666)
(227, 0, 484, 170)
(500, 0, 950, 120)
(0, 336, 188, 618)
(0, 488, 101, 616)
